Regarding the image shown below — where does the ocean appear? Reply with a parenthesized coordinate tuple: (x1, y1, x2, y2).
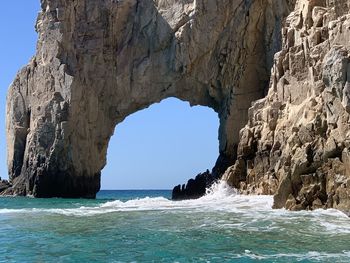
(0, 182, 349, 262)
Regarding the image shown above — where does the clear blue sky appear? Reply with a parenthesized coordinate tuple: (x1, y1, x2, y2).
(0, 1, 219, 190)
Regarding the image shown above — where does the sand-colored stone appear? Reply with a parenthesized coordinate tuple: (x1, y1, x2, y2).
(223, 0, 350, 214)
(5, 0, 294, 197)
(7, 0, 350, 212)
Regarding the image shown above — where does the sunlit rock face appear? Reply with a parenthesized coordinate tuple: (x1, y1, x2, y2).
(223, 0, 350, 213)
(4, 0, 295, 198)
(8, 0, 350, 211)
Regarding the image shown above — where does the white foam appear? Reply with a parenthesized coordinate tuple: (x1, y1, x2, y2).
(0, 208, 46, 214)
(0, 181, 349, 235)
(237, 250, 350, 261)
(98, 181, 247, 213)
(0, 181, 272, 216)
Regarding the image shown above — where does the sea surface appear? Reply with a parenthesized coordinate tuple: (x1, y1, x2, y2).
(0, 182, 350, 262)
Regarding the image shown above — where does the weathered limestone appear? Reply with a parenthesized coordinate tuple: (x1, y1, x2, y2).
(7, 0, 350, 212)
(223, 0, 350, 214)
(5, 0, 293, 197)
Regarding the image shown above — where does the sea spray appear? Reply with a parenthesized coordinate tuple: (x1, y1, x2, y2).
(0, 181, 265, 216)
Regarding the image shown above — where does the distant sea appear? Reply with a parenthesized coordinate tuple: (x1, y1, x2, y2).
(0, 182, 350, 262)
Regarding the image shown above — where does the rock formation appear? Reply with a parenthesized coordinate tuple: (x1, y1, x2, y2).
(4, 0, 350, 213)
(172, 170, 214, 200)
(223, 0, 350, 214)
(4, 0, 293, 197)
(0, 177, 10, 193)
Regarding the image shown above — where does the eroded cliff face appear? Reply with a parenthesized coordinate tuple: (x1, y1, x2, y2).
(6, 0, 349, 211)
(4, 0, 293, 197)
(223, 0, 350, 214)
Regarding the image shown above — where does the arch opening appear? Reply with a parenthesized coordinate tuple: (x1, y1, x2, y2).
(101, 98, 219, 190)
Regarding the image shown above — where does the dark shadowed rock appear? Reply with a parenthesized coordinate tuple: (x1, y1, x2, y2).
(172, 170, 215, 200)
(0, 177, 11, 194)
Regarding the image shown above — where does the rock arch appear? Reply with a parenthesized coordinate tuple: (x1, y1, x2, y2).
(5, 0, 293, 197)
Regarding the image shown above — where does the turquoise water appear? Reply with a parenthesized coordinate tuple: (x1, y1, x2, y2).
(0, 182, 350, 262)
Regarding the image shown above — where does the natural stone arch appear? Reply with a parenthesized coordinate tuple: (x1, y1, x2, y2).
(5, 0, 293, 197)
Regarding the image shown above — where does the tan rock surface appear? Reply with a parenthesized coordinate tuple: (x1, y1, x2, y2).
(5, 0, 293, 197)
(223, 0, 350, 214)
(7, 0, 350, 210)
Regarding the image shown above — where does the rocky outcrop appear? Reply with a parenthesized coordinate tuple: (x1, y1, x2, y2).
(0, 177, 11, 193)
(8, 0, 350, 211)
(172, 170, 215, 200)
(6, 0, 295, 198)
(223, 0, 350, 214)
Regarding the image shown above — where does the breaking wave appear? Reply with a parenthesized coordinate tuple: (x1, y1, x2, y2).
(0, 181, 348, 217)
(0, 181, 273, 216)
(0, 181, 348, 225)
